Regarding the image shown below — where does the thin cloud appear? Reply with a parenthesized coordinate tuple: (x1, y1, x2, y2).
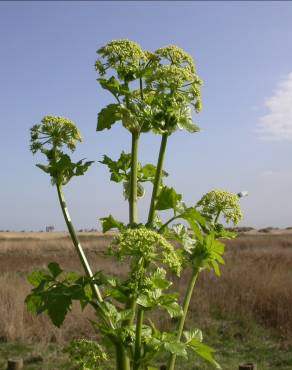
(257, 73, 292, 141)
(259, 170, 279, 177)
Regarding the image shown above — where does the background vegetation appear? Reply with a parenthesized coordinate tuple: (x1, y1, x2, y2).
(1, 231, 292, 369)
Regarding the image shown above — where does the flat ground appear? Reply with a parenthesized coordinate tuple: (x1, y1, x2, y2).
(1, 231, 292, 369)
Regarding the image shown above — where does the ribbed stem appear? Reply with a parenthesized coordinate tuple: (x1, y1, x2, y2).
(167, 268, 199, 370)
(56, 184, 103, 302)
(116, 343, 130, 370)
(147, 133, 168, 227)
(133, 308, 144, 370)
(129, 132, 140, 226)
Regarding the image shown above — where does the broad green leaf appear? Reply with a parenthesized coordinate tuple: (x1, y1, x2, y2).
(156, 186, 182, 211)
(164, 342, 188, 358)
(137, 294, 153, 308)
(25, 294, 45, 314)
(150, 268, 171, 290)
(188, 340, 221, 369)
(97, 104, 121, 131)
(182, 207, 206, 226)
(210, 260, 221, 276)
(46, 291, 72, 327)
(100, 215, 125, 233)
(183, 329, 203, 343)
(98, 76, 121, 95)
(28, 271, 48, 287)
(75, 160, 94, 177)
(48, 262, 63, 278)
(177, 105, 200, 133)
(161, 301, 183, 318)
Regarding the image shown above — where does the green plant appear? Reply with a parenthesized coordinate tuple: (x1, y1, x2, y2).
(26, 40, 244, 370)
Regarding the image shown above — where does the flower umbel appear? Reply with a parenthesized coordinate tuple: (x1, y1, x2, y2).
(30, 115, 82, 154)
(197, 190, 243, 225)
(110, 227, 182, 275)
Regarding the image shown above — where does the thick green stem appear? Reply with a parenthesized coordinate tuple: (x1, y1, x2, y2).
(147, 133, 168, 227)
(133, 308, 144, 370)
(116, 343, 130, 370)
(167, 268, 199, 370)
(129, 131, 140, 226)
(56, 184, 103, 302)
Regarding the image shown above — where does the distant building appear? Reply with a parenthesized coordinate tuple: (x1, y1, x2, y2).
(46, 226, 55, 232)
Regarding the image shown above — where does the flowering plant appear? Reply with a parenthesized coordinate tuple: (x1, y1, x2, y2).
(26, 40, 244, 370)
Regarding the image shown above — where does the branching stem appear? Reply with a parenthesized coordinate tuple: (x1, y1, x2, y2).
(167, 268, 199, 370)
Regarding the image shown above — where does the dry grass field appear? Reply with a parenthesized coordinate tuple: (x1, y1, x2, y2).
(1, 230, 292, 369)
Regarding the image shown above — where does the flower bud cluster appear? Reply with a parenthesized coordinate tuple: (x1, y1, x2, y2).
(30, 115, 82, 154)
(111, 227, 182, 274)
(197, 190, 243, 225)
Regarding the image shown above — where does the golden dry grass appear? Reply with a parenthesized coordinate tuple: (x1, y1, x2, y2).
(0, 231, 292, 343)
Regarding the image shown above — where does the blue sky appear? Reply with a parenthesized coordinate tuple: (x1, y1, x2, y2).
(1, 1, 292, 231)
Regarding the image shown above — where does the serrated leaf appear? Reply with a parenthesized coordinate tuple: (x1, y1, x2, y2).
(177, 105, 200, 133)
(97, 104, 121, 131)
(25, 294, 45, 314)
(98, 76, 121, 96)
(161, 301, 183, 318)
(156, 186, 182, 211)
(183, 329, 203, 343)
(27, 271, 48, 287)
(100, 215, 125, 233)
(137, 294, 153, 308)
(150, 268, 171, 289)
(48, 262, 63, 278)
(188, 340, 221, 369)
(46, 292, 72, 327)
(164, 342, 188, 358)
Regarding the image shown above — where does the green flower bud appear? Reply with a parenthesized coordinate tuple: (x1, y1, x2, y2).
(197, 190, 243, 225)
(111, 227, 182, 275)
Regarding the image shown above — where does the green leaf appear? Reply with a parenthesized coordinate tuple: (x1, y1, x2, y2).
(100, 215, 125, 233)
(36, 164, 50, 174)
(188, 340, 221, 369)
(75, 160, 94, 177)
(156, 186, 182, 211)
(182, 207, 206, 227)
(164, 342, 188, 358)
(177, 105, 200, 133)
(183, 329, 203, 343)
(46, 290, 72, 327)
(48, 262, 63, 278)
(150, 268, 171, 290)
(25, 294, 45, 314)
(97, 104, 121, 131)
(161, 301, 183, 318)
(28, 271, 48, 287)
(137, 294, 153, 308)
(98, 76, 121, 96)
(210, 260, 221, 276)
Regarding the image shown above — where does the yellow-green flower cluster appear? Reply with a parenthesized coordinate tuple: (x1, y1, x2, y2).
(197, 190, 243, 225)
(111, 227, 182, 274)
(155, 45, 195, 70)
(146, 45, 203, 108)
(95, 40, 203, 135)
(96, 39, 147, 80)
(30, 115, 82, 153)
